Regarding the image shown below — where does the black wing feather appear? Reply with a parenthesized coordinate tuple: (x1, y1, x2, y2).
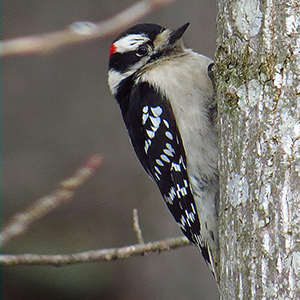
(121, 81, 202, 245)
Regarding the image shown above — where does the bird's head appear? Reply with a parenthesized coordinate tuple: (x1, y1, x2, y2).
(108, 23, 189, 95)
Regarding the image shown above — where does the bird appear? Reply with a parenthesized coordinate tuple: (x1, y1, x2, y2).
(108, 22, 219, 283)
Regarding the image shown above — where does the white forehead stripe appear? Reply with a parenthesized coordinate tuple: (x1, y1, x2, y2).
(114, 34, 150, 53)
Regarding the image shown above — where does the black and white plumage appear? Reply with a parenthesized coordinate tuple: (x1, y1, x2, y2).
(108, 23, 219, 282)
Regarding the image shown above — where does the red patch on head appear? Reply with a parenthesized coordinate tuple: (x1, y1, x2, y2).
(109, 44, 117, 58)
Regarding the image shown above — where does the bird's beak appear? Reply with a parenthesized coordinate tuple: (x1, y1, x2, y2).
(169, 23, 190, 45)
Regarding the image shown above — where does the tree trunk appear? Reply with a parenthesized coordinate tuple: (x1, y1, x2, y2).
(215, 0, 300, 299)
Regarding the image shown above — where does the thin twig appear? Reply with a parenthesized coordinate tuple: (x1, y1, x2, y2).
(0, 236, 190, 267)
(1, 0, 177, 57)
(0, 154, 103, 248)
(132, 209, 145, 244)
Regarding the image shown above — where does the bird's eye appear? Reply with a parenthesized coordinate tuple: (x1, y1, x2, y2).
(136, 45, 149, 57)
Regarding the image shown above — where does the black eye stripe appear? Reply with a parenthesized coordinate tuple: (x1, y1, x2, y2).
(109, 51, 141, 72)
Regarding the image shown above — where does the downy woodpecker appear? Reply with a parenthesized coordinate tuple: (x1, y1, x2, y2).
(108, 23, 219, 281)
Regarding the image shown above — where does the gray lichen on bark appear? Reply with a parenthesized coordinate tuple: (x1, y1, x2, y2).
(215, 0, 300, 299)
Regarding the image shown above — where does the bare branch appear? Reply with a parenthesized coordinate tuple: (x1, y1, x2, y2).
(1, 0, 177, 57)
(132, 208, 145, 244)
(0, 154, 103, 247)
(0, 236, 190, 267)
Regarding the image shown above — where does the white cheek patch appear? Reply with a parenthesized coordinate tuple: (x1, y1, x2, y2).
(114, 34, 150, 53)
(108, 69, 126, 95)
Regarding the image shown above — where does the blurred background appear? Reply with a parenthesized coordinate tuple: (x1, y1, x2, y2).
(3, 0, 218, 299)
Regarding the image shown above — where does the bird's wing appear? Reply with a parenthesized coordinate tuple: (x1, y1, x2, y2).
(123, 81, 202, 245)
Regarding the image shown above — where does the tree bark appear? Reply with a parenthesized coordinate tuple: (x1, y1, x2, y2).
(215, 0, 300, 299)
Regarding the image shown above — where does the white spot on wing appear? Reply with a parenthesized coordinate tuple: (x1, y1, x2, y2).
(163, 149, 174, 157)
(154, 166, 161, 174)
(176, 184, 187, 198)
(165, 186, 176, 204)
(191, 203, 196, 214)
(151, 126, 159, 132)
(179, 155, 187, 170)
(151, 106, 163, 117)
(180, 215, 186, 228)
(185, 209, 195, 222)
(163, 119, 170, 128)
(166, 143, 175, 152)
(156, 159, 164, 166)
(144, 139, 151, 153)
(142, 113, 149, 125)
(165, 131, 173, 140)
(161, 154, 170, 163)
(146, 130, 155, 139)
(149, 116, 161, 128)
(194, 234, 203, 247)
(171, 162, 181, 172)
